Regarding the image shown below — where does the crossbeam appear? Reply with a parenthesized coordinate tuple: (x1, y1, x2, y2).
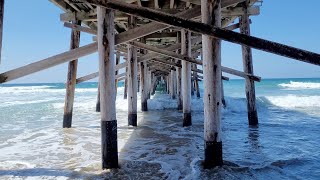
(85, 0, 320, 66)
(0, 43, 98, 83)
(131, 41, 261, 81)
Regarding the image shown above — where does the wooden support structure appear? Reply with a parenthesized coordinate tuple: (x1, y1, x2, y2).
(124, 67, 128, 99)
(240, 1, 258, 126)
(96, 84, 101, 112)
(170, 65, 176, 99)
(63, 20, 81, 128)
(97, 6, 118, 169)
(147, 70, 151, 99)
(127, 16, 138, 126)
(115, 52, 120, 94)
(166, 75, 170, 94)
(181, 29, 192, 127)
(175, 32, 183, 110)
(0, 0, 4, 64)
(85, 0, 320, 66)
(202, 0, 223, 168)
(130, 41, 261, 82)
(221, 80, 226, 108)
(0, 43, 97, 83)
(140, 37, 148, 111)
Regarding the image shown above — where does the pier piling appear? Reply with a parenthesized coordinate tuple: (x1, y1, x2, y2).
(202, 0, 223, 168)
(181, 29, 192, 127)
(97, 6, 118, 169)
(240, 0, 258, 126)
(127, 16, 138, 126)
(63, 20, 81, 128)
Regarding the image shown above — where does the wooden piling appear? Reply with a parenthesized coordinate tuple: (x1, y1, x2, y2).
(221, 80, 226, 108)
(181, 29, 192, 127)
(192, 62, 201, 98)
(127, 16, 138, 126)
(176, 34, 183, 110)
(240, 0, 258, 126)
(170, 66, 176, 99)
(0, 0, 4, 64)
(96, 83, 101, 112)
(63, 20, 81, 128)
(140, 38, 148, 111)
(124, 67, 128, 99)
(166, 75, 170, 94)
(115, 52, 120, 94)
(191, 79, 195, 96)
(97, 6, 118, 169)
(147, 71, 151, 99)
(202, 0, 223, 168)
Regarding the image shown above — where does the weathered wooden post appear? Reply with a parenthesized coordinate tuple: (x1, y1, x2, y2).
(202, 0, 223, 168)
(97, 6, 118, 169)
(170, 65, 176, 99)
(147, 70, 151, 99)
(176, 34, 183, 110)
(124, 69, 128, 99)
(191, 78, 195, 96)
(221, 80, 226, 108)
(63, 20, 81, 128)
(0, 0, 4, 64)
(140, 38, 148, 111)
(192, 60, 201, 98)
(115, 52, 120, 94)
(166, 74, 170, 94)
(181, 29, 192, 126)
(96, 84, 101, 112)
(240, 0, 258, 126)
(127, 16, 138, 126)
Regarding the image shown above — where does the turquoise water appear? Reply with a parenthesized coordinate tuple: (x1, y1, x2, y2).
(0, 78, 320, 179)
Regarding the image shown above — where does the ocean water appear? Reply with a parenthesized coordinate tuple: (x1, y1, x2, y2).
(0, 78, 320, 179)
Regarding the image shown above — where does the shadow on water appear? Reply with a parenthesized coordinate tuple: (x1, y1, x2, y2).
(1, 94, 319, 179)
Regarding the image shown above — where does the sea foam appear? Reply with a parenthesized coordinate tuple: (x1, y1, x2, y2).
(278, 81, 320, 89)
(265, 95, 320, 108)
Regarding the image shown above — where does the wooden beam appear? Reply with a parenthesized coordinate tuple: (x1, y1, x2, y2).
(86, 0, 320, 66)
(180, 0, 246, 6)
(0, 43, 97, 83)
(115, 6, 201, 45)
(97, 6, 118, 169)
(64, 22, 97, 35)
(63, 20, 81, 128)
(222, 6, 260, 17)
(202, 0, 223, 168)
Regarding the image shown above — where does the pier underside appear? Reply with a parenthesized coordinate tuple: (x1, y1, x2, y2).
(1, 0, 320, 172)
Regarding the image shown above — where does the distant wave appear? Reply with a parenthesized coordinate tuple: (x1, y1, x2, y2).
(278, 81, 320, 90)
(265, 95, 320, 108)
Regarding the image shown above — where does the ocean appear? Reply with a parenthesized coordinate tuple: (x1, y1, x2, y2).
(0, 78, 320, 179)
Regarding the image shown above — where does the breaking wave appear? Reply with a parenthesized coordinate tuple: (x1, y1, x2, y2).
(278, 81, 320, 90)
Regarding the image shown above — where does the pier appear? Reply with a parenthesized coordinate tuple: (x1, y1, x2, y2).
(1, 0, 320, 171)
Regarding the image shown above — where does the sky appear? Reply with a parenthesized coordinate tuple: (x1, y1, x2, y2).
(1, 0, 320, 83)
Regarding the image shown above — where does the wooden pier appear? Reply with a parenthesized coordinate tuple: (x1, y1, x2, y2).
(1, 0, 320, 170)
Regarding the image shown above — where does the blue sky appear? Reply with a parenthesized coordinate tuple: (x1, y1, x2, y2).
(1, 0, 320, 83)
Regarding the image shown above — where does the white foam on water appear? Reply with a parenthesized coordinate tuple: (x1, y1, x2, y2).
(0, 85, 97, 95)
(278, 81, 320, 90)
(265, 95, 320, 108)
